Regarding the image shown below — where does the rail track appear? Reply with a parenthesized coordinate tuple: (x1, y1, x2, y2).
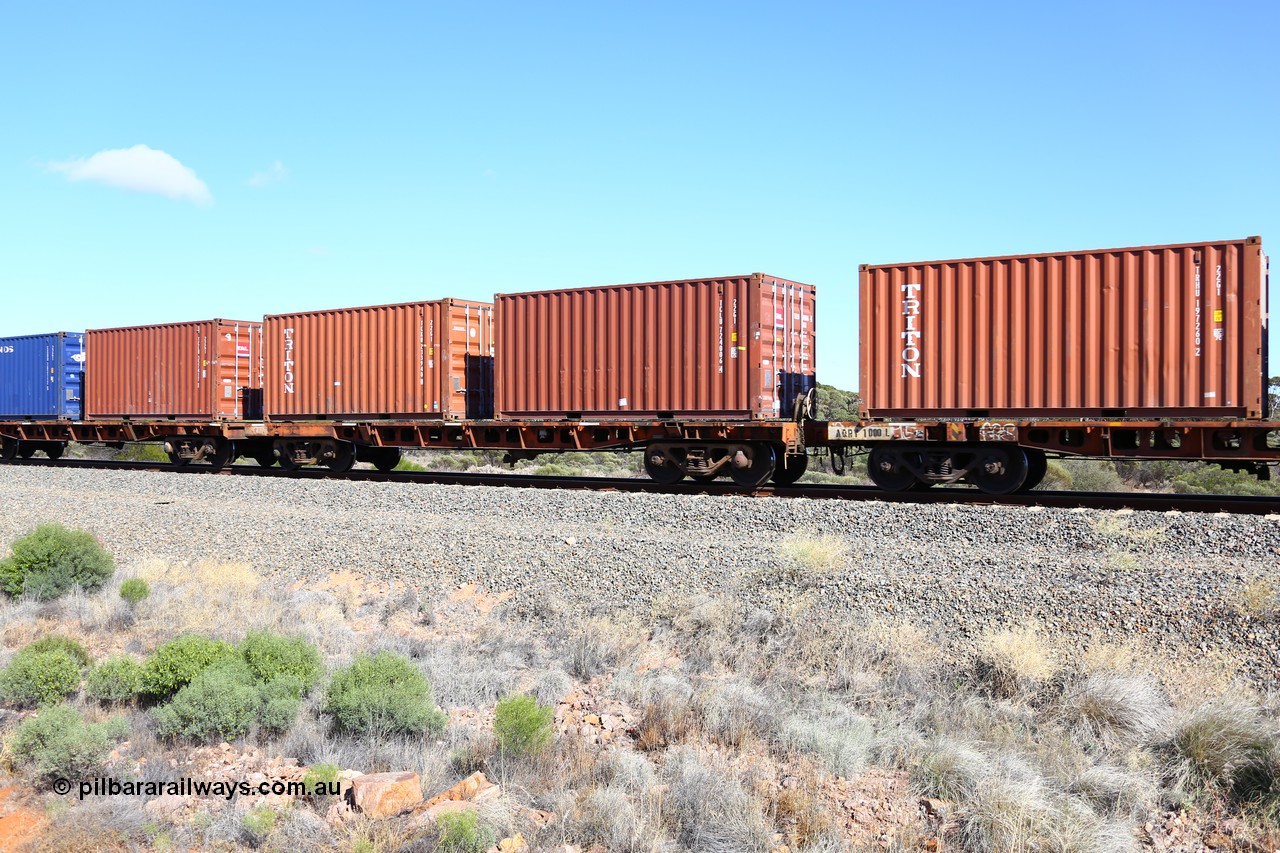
(4, 457, 1278, 516)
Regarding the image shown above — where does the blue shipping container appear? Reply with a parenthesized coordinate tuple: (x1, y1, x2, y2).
(0, 333, 86, 419)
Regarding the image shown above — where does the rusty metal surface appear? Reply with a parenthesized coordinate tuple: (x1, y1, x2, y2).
(264, 299, 494, 420)
(860, 237, 1269, 418)
(495, 273, 816, 419)
(85, 320, 262, 419)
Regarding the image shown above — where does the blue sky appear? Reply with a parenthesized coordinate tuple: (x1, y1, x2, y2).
(1, 1, 1276, 392)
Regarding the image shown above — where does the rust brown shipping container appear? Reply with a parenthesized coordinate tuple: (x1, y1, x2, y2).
(264, 299, 494, 420)
(495, 274, 816, 420)
(859, 237, 1269, 419)
(86, 319, 263, 419)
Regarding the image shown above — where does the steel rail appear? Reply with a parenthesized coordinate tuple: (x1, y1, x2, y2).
(2, 458, 1278, 516)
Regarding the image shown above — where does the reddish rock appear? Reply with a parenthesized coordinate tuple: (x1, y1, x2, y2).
(350, 771, 423, 818)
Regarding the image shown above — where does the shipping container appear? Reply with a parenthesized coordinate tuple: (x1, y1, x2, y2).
(85, 320, 263, 419)
(859, 237, 1269, 419)
(0, 332, 85, 419)
(263, 299, 494, 420)
(495, 274, 816, 420)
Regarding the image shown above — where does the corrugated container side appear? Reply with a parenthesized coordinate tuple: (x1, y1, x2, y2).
(263, 300, 494, 419)
(495, 273, 816, 419)
(0, 333, 84, 419)
(86, 320, 262, 419)
(859, 237, 1268, 418)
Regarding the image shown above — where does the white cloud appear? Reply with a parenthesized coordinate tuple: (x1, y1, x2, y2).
(248, 160, 287, 187)
(49, 144, 212, 206)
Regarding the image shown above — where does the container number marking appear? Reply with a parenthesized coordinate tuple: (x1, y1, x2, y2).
(0, 346, 13, 354)
(828, 423, 926, 442)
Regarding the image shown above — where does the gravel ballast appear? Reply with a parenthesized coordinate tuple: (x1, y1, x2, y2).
(0, 465, 1277, 684)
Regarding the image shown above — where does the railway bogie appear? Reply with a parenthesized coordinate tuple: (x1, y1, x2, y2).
(643, 440, 790, 487)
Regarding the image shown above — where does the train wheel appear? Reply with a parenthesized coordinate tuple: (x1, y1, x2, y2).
(771, 448, 808, 486)
(371, 448, 402, 472)
(970, 447, 1029, 495)
(0, 438, 15, 462)
(326, 442, 356, 473)
(45, 443, 65, 460)
(206, 439, 233, 471)
(254, 453, 276, 467)
(1020, 450, 1048, 492)
(17, 444, 35, 459)
(867, 446, 918, 491)
(166, 448, 189, 467)
(644, 444, 685, 484)
(274, 442, 299, 471)
(730, 443, 776, 488)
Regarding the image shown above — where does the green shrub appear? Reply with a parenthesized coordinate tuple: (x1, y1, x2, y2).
(1058, 460, 1126, 493)
(324, 651, 445, 739)
(259, 676, 304, 733)
(152, 661, 262, 742)
(0, 648, 83, 707)
(241, 806, 278, 843)
(493, 694, 554, 757)
(22, 635, 93, 669)
(0, 523, 115, 599)
(140, 635, 236, 698)
(239, 631, 322, 692)
(86, 656, 143, 704)
(10, 706, 128, 783)
(301, 762, 342, 798)
(119, 578, 150, 605)
(436, 809, 495, 853)
(113, 443, 170, 463)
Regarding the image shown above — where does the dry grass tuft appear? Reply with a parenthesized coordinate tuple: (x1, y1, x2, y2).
(778, 708, 875, 779)
(565, 616, 646, 680)
(561, 784, 663, 853)
(976, 623, 1059, 699)
(133, 559, 274, 642)
(775, 532, 850, 583)
(1068, 763, 1155, 817)
(664, 747, 775, 853)
(958, 771, 1055, 852)
(634, 674, 696, 752)
(1234, 574, 1279, 620)
(913, 739, 991, 803)
(1167, 693, 1278, 804)
(700, 678, 777, 747)
(770, 771, 834, 848)
(1063, 672, 1170, 746)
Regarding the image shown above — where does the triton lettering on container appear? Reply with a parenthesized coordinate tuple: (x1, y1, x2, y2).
(0, 333, 85, 421)
(85, 320, 263, 420)
(264, 299, 494, 420)
(495, 274, 817, 420)
(859, 237, 1269, 419)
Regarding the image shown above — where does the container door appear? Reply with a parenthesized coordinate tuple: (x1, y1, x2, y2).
(61, 333, 85, 419)
(214, 322, 261, 419)
(463, 304, 494, 419)
(753, 279, 816, 418)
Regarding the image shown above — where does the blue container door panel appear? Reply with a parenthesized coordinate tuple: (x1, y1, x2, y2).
(61, 334, 85, 419)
